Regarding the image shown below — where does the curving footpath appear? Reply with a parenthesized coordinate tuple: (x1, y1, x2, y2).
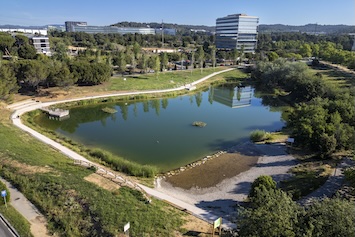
(8, 68, 236, 229)
(298, 158, 355, 206)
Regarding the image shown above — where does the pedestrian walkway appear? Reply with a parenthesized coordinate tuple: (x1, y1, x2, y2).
(298, 158, 354, 206)
(0, 177, 50, 237)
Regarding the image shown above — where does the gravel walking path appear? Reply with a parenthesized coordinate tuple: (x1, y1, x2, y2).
(298, 158, 355, 206)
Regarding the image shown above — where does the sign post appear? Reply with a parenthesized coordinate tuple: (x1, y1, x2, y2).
(212, 217, 222, 237)
(123, 222, 130, 236)
(1, 190, 7, 208)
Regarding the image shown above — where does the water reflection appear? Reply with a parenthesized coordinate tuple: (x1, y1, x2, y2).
(212, 85, 252, 108)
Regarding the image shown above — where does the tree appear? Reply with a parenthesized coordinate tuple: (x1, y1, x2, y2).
(70, 60, 111, 85)
(196, 46, 204, 73)
(299, 43, 312, 58)
(17, 60, 49, 91)
(47, 61, 76, 88)
(249, 175, 276, 199)
(190, 50, 195, 73)
(18, 44, 37, 59)
(132, 42, 141, 58)
(139, 53, 148, 73)
(267, 51, 279, 61)
(160, 52, 168, 71)
(52, 42, 69, 61)
(0, 63, 19, 101)
(238, 187, 301, 237)
(14, 35, 29, 47)
(210, 46, 216, 69)
(118, 51, 127, 75)
(0, 33, 15, 54)
(300, 197, 355, 237)
(153, 55, 160, 78)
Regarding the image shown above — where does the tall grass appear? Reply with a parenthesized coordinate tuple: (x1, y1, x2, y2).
(89, 149, 159, 177)
(250, 129, 271, 142)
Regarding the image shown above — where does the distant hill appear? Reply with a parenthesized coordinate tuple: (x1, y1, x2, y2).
(258, 24, 355, 34)
(111, 21, 215, 34)
(0, 24, 47, 29)
(112, 22, 354, 34)
(1, 22, 353, 35)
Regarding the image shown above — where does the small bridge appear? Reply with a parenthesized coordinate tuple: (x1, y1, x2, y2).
(40, 107, 69, 118)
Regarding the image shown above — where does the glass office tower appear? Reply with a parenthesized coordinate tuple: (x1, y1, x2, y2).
(215, 14, 259, 53)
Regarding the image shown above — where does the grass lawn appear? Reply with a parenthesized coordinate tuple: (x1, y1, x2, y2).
(311, 67, 355, 88)
(280, 160, 335, 200)
(109, 67, 229, 91)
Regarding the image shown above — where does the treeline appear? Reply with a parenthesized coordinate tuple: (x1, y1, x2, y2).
(50, 30, 214, 49)
(259, 23, 355, 34)
(252, 59, 355, 155)
(238, 175, 355, 236)
(257, 33, 355, 69)
(0, 58, 111, 97)
(111, 21, 355, 34)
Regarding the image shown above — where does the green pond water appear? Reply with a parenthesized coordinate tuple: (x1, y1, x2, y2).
(35, 84, 284, 171)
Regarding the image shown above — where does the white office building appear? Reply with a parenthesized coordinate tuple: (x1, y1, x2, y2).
(31, 36, 51, 56)
(216, 14, 259, 53)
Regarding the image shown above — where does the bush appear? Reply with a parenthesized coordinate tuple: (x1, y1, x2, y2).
(249, 175, 277, 199)
(0, 181, 10, 204)
(250, 129, 270, 142)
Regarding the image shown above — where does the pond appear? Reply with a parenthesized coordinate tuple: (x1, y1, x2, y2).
(35, 84, 284, 171)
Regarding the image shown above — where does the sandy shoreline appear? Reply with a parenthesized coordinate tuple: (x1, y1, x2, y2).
(155, 142, 298, 222)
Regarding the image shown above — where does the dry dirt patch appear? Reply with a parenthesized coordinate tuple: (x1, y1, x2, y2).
(0, 158, 53, 175)
(166, 153, 259, 189)
(30, 216, 53, 237)
(84, 173, 120, 192)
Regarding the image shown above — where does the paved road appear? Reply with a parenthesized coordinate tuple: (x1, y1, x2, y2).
(0, 215, 18, 237)
(8, 68, 237, 229)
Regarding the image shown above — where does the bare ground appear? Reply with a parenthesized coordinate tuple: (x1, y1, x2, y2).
(156, 142, 298, 223)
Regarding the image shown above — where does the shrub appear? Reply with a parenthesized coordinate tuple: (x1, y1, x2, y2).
(0, 181, 10, 204)
(250, 129, 270, 142)
(249, 175, 276, 199)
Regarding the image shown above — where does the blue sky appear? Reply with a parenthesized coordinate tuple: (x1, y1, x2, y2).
(1, 0, 354, 26)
